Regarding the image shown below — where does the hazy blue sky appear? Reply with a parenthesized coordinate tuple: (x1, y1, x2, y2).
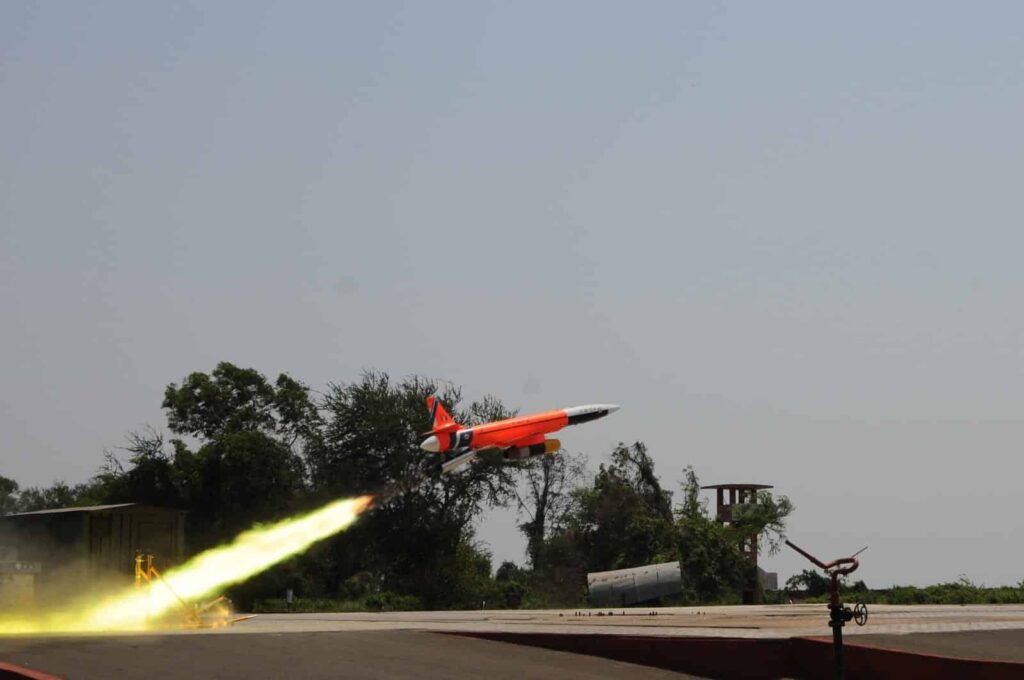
(3, 1, 1024, 586)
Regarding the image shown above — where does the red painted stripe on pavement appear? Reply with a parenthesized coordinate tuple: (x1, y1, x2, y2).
(0, 661, 63, 680)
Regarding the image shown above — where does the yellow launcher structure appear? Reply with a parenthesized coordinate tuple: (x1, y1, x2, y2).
(134, 552, 241, 629)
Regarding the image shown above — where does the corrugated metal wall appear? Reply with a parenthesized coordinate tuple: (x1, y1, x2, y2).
(0, 505, 185, 603)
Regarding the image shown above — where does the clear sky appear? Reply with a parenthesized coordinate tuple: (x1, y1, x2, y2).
(3, 1, 1024, 587)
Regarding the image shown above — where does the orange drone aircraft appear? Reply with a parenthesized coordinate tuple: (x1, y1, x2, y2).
(420, 395, 620, 473)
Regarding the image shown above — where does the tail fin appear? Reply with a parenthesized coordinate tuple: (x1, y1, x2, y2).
(426, 395, 459, 434)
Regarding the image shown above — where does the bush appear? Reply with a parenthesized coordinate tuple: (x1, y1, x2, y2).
(795, 579, 1024, 607)
(364, 591, 423, 612)
(252, 592, 422, 613)
(252, 598, 366, 613)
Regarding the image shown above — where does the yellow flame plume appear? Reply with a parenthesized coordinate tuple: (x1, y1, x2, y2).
(0, 495, 373, 635)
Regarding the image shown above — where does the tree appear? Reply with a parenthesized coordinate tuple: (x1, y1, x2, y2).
(152, 363, 315, 551)
(0, 475, 19, 515)
(307, 371, 519, 608)
(675, 515, 752, 602)
(561, 442, 677, 573)
(672, 467, 753, 602)
(97, 427, 185, 508)
(11, 480, 109, 513)
(676, 465, 706, 520)
(730, 490, 794, 557)
(492, 561, 528, 608)
(786, 569, 831, 597)
(539, 454, 789, 605)
(535, 445, 762, 606)
(181, 431, 301, 550)
(162, 362, 318, 446)
(513, 450, 587, 569)
(612, 442, 673, 522)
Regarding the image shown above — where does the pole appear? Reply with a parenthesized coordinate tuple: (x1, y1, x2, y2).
(786, 541, 862, 680)
(830, 605, 844, 679)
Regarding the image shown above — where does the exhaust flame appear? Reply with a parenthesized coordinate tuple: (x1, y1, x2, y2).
(0, 495, 373, 635)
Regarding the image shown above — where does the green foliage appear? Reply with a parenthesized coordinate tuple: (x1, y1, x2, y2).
(302, 371, 520, 609)
(96, 429, 185, 508)
(492, 561, 528, 608)
(183, 431, 302, 550)
(364, 591, 425, 612)
(536, 444, 770, 606)
(564, 442, 677, 573)
(9, 361, 808, 610)
(730, 490, 794, 556)
(9, 479, 110, 513)
(252, 592, 424, 613)
(160, 364, 309, 552)
(676, 515, 753, 603)
(795, 576, 1024, 606)
(673, 467, 755, 602)
(676, 466, 706, 520)
(98, 364, 311, 555)
(785, 569, 832, 597)
(0, 475, 19, 515)
(162, 362, 318, 443)
(514, 450, 587, 570)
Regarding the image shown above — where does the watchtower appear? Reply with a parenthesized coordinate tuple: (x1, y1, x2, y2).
(701, 483, 773, 603)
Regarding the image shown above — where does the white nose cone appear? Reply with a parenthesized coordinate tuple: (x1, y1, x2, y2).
(421, 435, 440, 452)
(564, 404, 621, 426)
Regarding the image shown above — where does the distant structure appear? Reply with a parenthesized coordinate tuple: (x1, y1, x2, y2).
(587, 561, 682, 606)
(758, 568, 778, 592)
(701, 483, 778, 604)
(0, 503, 185, 605)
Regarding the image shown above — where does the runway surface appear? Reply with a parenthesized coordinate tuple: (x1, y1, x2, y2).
(836, 628, 1024, 663)
(3, 604, 1024, 679)
(220, 603, 1024, 642)
(0, 630, 702, 680)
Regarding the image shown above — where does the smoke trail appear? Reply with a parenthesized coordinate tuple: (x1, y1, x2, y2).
(0, 495, 373, 635)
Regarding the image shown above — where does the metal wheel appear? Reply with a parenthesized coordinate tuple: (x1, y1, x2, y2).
(853, 602, 868, 626)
